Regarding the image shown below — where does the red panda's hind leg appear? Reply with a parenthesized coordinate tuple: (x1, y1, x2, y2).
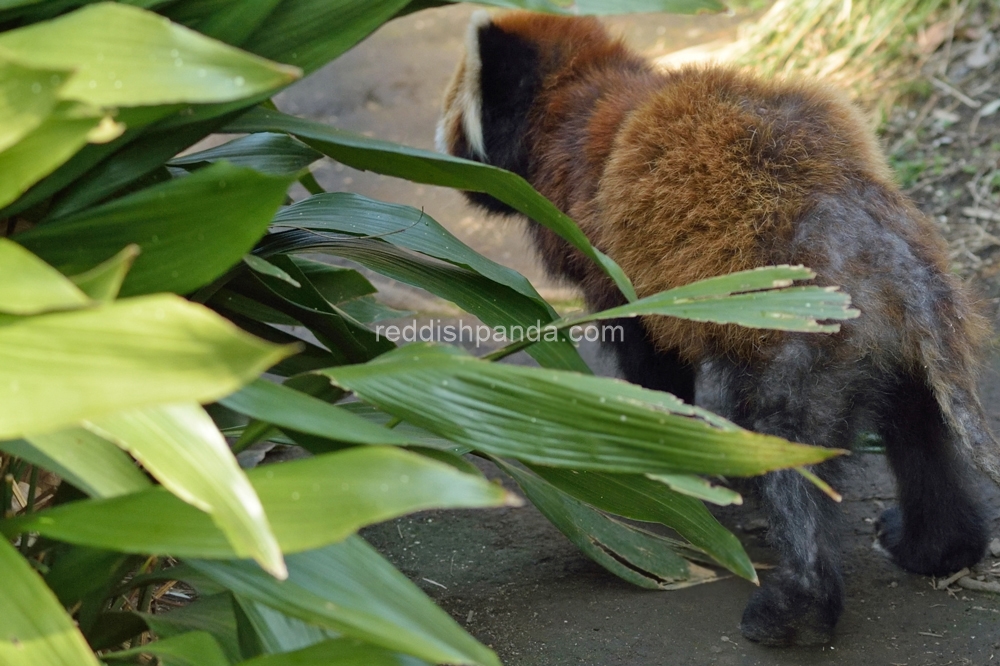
(875, 374, 989, 575)
(707, 341, 856, 646)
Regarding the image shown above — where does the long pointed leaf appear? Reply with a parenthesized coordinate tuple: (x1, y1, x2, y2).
(0, 294, 292, 439)
(255, 230, 591, 373)
(220, 379, 413, 446)
(0, 3, 300, 106)
(447, 0, 724, 13)
(17, 162, 296, 297)
(238, 638, 430, 666)
(3, 429, 152, 498)
(86, 402, 286, 579)
(227, 107, 637, 301)
(192, 537, 501, 666)
(1, 447, 515, 557)
(0, 539, 101, 666)
(0, 238, 90, 314)
(528, 466, 756, 582)
(319, 344, 843, 476)
(498, 460, 714, 589)
(562, 266, 860, 333)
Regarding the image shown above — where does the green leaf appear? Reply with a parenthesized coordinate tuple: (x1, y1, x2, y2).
(39, 110, 231, 220)
(290, 258, 376, 303)
(144, 593, 243, 665)
(220, 379, 413, 446)
(454, 0, 725, 14)
(242, 0, 411, 74)
(0, 2, 300, 106)
(192, 537, 501, 666)
(258, 231, 590, 373)
(244, 255, 301, 288)
(565, 265, 859, 333)
(0, 293, 292, 439)
(0, 101, 113, 208)
(339, 295, 412, 325)
(320, 344, 843, 476)
(104, 631, 231, 666)
(178, 0, 283, 45)
(228, 107, 637, 301)
(497, 460, 712, 589)
(2, 429, 152, 498)
(68, 243, 140, 302)
(229, 256, 393, 363)
(0, 58, 67, 153)
(274, 192, 551, 311)
(274, 602, 334, 662)
(0, 539, 101, 666)
(2, 447, 515, 557)
(235, 596, 333, 656)
(645, 472, 742, 506)
(17, 162, 296, 297)
(0, 238, 90, 314)
(528, 466, 755, 581)
(85, 402, 286, 579)
(238, 638, 430, 666)
(170, 132, 322, 175)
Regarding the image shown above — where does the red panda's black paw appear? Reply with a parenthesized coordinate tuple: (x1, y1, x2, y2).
(875, 506, 988, 576)
(739, 578, 841, 647)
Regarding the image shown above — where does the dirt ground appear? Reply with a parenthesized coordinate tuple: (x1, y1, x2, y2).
(274, 4, 1000, 664)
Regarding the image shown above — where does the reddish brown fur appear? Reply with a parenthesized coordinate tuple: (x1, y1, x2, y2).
(488, 15, 982, 364)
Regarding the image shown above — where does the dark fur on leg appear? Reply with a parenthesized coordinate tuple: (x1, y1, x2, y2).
(604, 317, 696, 404)
(876, 376, 989, 575)
(710, 345, 856, 646)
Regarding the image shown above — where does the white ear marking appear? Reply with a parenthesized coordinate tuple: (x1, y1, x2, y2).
(457, 10, 491, 159)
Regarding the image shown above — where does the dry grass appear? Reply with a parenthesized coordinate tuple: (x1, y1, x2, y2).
(726, 0, 954, 112)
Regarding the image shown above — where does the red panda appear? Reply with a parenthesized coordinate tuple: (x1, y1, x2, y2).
(437, 10, 999, 647)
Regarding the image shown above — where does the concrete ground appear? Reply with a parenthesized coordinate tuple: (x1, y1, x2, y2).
(275, 4, 1000, 664)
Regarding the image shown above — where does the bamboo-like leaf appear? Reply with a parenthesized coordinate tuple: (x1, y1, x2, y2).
(498, 461, 716, 589)
(0, 102, 112, 208)
(646, 472, 743, 506)
(0, 3, 300, 106)
(0, 238, 90, 314)
(0, 293, 292, 439)
(1, 447, 515, 557)
(0, 58, 67, 153)
(103, 631, 230, 666)
(563, 266, 860, 333)
(0, 539, 101, 666)
(273, 192, 551, 311)
(68, 243, 140, 302)
(1, 429, 152, 498)
(170, 132, 322, 175)
(17, 162, 296, 297)
(242, 0, 411, 74)
(228, 107, 637, 301)
(219, 379, 413, 446)
(244, 255, 301, 287)
(143, 593, 242, 665)
(256, 230, 590, 373)
(291, 258, 377, 303)
(238, 638, 430, 666)
(450, 0, 724, 13)
(235, 596, 334, 656)
(85, 402, 287, 579)
(192, 537, 501, 666)
(528, 466, 755, 581)
(319, 344, 843, 476)
(38, 111, 230, 220)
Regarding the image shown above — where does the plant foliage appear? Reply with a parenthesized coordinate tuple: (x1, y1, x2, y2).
(0, 1, 857, 664)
